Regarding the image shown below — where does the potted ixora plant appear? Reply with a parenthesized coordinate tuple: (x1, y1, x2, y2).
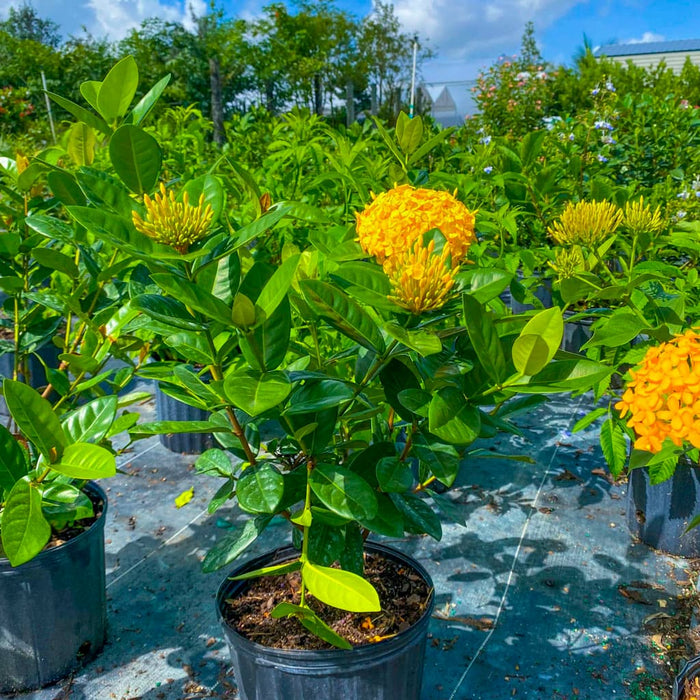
(612, 328, 700, 556)
(0, 380, 120, 692)
(61, 155, 612, 699)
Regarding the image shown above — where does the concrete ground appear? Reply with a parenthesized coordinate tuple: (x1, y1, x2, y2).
(3, 391, 694, 700)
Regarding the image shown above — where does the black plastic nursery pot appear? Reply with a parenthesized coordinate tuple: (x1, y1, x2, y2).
(626, 463, 700, 556)
(560, 314, 594, 354)
(0, 343, 61, 388)
(155, 385, 214, 454)
(673, 655, 700, 699)
(0, 481, 108, 693)
(216, 542, 435, 700)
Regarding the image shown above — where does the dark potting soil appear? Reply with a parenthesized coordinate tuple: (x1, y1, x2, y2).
(223, 552, 432, 650)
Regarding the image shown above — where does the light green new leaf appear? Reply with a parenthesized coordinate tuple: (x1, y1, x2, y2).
(97, 55, 138, 122)
(51, 443, 116, 479)
(67, 122, 96, 166)
(130, 73, 171, 125)
(512, 307, 563, 376)
(302, 561, 381, 612)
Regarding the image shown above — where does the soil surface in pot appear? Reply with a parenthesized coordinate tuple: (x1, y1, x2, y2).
(222, 552, 431, 650)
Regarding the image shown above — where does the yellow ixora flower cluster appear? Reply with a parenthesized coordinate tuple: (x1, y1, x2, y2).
(132, 183, 214, 254)
(548, 200, 623, 247)
(355, 184, 476, 314)
(615, 329, 700, 453)
(622, 196, 664, 237)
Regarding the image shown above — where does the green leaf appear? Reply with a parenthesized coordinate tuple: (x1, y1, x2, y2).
(1, 478, 51, 566)
(80, 80, 101, 111)
(45, 92, 111, 135)
(42, 483, 93, 522)
(512, 308, 564, 376)
(463, 293, 507, 383)
(231, 559, 302, 580)
(240, 297, 291, 371)
(67, 122, 96, 166)
(47, 171, 86, 206)
(520, 129, 547, 168)
(583, 312, 647, 349)
(599, 419, 628, 477)
(309, 464, 378, 520)
(396, 112, 423, 155)
(32, 248, 79, 278)
(302, 561, 381, 612)
(130, 420, 226, 437)
(428, 387, 481, 445)
(376, 456, 413, 492)
(462, 269, 513, 304)
(130, 73, 171, 125)
(224, 370, 291, 417)
(413, 434, 460, 486)
(109, 124, 162, 194)
(165, 331, 214, 365)
(285, 380, 354, 415)
(151, 273, 231, 326)
(76, 168, 135, 218)
(301, 280, 385, 354)
(572, 407, 608, 433)
(255, 254, 300, 320)
(0, 424, 28, 492)
(390, 492, 442, 540)
(62, 396, 118, 443)
(3, 380, 66, 461)
(195, 449, 234, 477)
(359, 493, 404, 537)
(237, 463, 285, 514)
(271, 602, 352, 649)
(97, 55, 139, 122)
(383, 322, 442, 357)
(201, 515, 272, 573)
(132, 294, 205, 331)
(51, 443, 116, 479)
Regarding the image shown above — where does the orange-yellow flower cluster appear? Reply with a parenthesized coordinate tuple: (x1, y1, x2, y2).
(132, 183, 214, 254)
(355, 185, 476, 313)
(355, 184, 476, 269)
(615, 329, 700, 453)
(387, 239, 458, 314)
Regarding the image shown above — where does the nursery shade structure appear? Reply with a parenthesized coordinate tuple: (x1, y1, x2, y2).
(12, 390, 690, 699)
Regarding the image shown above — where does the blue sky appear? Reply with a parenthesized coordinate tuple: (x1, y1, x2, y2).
(1, 0, 700, 83)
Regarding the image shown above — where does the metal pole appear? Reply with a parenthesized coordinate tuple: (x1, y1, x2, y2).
(41, 71, 56, 144)
(409, 36, 418, 118)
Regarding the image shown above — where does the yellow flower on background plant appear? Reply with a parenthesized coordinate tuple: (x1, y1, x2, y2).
(622, 196, 664, 236)
(355, 184, 476, 269)
(615, 329, 700, 453)
(548, 200, 623, 247)
(387, 239, 458, 314)
(132, 183, 214, 254)
(550, 246, 585, 280)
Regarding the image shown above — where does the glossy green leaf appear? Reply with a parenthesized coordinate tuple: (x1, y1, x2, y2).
(285, 380, 354, 415)
(75, 168, 135, 218)
(255, 254, 300, 320)
(195, 449, 234, 477)
(428, 387, 481, 445)
(45, 91, 111, 135)
(3, 380, 65, 461)
(309, 464, 377, 520)
(47, 171, 86, 207)
(201, 515, 272, 573)
(512, 308, 564, 376)
(237, 463, 285, 514)
(390, 492, 442, 540)
(383, 322, 442, 357)
(151, 273, 231, 326)
(51, 443, 116, 479)
(80, 80, 101, 111)
(376, 456, 413, 492)
(0, 424, 28, 492)
(165, 331, 214, 365)
(97, 55, 138, 122)
(463, 269, 513, 304)
(109, 124, 161, 194)
(271, 602, 352, 649)
(42, 483, 93, 522)
(599, 418, 628, 477)
(62, 396, 118, 444)
(32, 248, 79, 278)
(301, 279, 385, 353)
(131, 294, 205, 331)
(396, 111, 423, 155)
(359, 493, 404, 537)
(1, 478, 51, 566)
(239, 297, 291, 371)
(463, 293, 507, 383)
(231, 559, 302, 580)
(130, 420, 226, 437)
(224, 370, 291, 417)
(130, 73, 171, 125)
(583, 312, 647, 349)
(413, 434, 460, 486)
(302, 561, 381, 612)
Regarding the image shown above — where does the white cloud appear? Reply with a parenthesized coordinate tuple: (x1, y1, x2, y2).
(624, 31, 665, 45)
(391, 0, 585, 61)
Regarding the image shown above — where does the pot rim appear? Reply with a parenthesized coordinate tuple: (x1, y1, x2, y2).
(216, 540, 435, 660)
(0, 480, 108, 570)
(673, 654, 700, 699)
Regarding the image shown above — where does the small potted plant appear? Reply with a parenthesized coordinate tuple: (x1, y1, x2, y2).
(0, 379, 119, 692)
(612, 329, 700, 555)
